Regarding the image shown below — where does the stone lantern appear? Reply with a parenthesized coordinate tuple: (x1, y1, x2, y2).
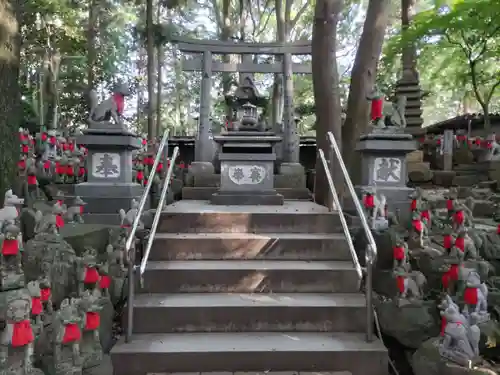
(239, 102, 258, 127)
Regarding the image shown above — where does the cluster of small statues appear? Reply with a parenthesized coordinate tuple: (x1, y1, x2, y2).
(383, 187, 491, 368)
(0, 188, 138, 374)
(18, 128, 88, 197)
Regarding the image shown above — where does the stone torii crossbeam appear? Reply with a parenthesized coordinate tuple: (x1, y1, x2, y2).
(170, 36, 312, 166)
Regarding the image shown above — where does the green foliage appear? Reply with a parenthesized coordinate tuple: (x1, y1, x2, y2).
(384, 0, 500, 125)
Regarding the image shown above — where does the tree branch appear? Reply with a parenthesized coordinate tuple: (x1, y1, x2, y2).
(289, 0, 311, 31)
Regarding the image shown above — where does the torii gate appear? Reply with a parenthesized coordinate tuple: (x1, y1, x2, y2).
(171, 36, 312, 165)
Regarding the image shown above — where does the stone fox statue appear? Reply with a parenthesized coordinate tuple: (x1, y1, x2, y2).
(88, 83, 131, 128)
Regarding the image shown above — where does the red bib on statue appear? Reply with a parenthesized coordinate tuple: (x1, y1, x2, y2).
(2, 239, 19, 255)
(84, 267, 100, 284)
(62, 323, 81, 344)
(11, 320, 34, 347)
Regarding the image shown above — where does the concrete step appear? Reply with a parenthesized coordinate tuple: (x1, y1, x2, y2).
(111, 332, 388, 375)
(130, 293, 367, 333)
(141, 260, 361, 294)
(148, 372, 352, 375)
(157, 201, 340, 234)
(150, 233, 351, 261)
(182, 187, 313, 201)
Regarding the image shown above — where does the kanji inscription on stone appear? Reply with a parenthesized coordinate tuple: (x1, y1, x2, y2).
(228, 165, 266, 185)
(373, 157, 401, 183)
(92, 153, 120, 178)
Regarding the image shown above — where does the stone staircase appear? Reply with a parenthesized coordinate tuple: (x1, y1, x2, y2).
(111, 200, 388, 375)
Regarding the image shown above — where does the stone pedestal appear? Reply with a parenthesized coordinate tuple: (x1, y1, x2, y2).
(211, 132, 284, 205)
(356, 131, 417, 221)
(75, 128, 143, 222)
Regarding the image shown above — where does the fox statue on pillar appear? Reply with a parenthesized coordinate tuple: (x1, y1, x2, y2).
(88, 83, 131, 130)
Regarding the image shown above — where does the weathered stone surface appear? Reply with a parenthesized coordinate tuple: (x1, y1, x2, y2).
(376, 300, 439, 349)
(413, 338, 497, 375)
(432, 171, 456, 187)
(409, 162, 433, 183)
(61, 224, 116, 256)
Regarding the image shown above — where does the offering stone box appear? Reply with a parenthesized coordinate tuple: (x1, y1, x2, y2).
(211, 132, 284, 205)
(355, 131, 417, 223)
(75, 128, 145, 224)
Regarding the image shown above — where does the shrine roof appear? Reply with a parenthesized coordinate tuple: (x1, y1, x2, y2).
(425, 113, 500, 134)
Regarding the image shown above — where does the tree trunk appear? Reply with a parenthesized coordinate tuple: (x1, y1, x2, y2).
(401, 0, 417, 77)
(312, 0, 343, 207)
(0, 0, 21, 205)
(87, 0, 99, 90)
(220, 0, 233, 121)
(155, 2, 163, 137)
(341, 0, 390, 182)
(146, 0, 156, 140)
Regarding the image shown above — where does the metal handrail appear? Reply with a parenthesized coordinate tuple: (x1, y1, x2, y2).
(140, 146, 179, 277)
(124, 129, 170, 343)
(325, 131, 377, 342)
(318, 149, 363, 281)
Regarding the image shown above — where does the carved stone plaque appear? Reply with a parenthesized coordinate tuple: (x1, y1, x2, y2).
(92, 152, 120, 178)
(228, 165, 266, 185)
(372, 157, 401, 183)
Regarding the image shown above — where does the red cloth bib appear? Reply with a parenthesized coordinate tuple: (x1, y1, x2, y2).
(396, 276, 405, 293)
(363, 195, 374, 209)
(85, 312, 100, 330)
(100, 275, 111, 289)
(2, 239, 19, 255)
(31, 297, 43, 315)
(412, 219, 422, 232)
(40, 288, 51, 302)
(455, 237, 465, 252)
(393, 246, 405, 261)
(43, 161, 51, 170)
(84, 267, 100, 284)
(440, 318, 446, 336)
(56, 214, 64, 229)
(11, 320, 34, 347)
(66, 166, 74, 176)
(62, 323, 81, 344)
(463, 287, 478, 305)
(27, 175, 37, 185)
(454, 210, 464, 225)
(370, 98, 383, 120)
(113, 93, 124, 114)
(446, 199, 454, 211)
(410, 199, 417, 211)
(443, 234, 452, 249)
